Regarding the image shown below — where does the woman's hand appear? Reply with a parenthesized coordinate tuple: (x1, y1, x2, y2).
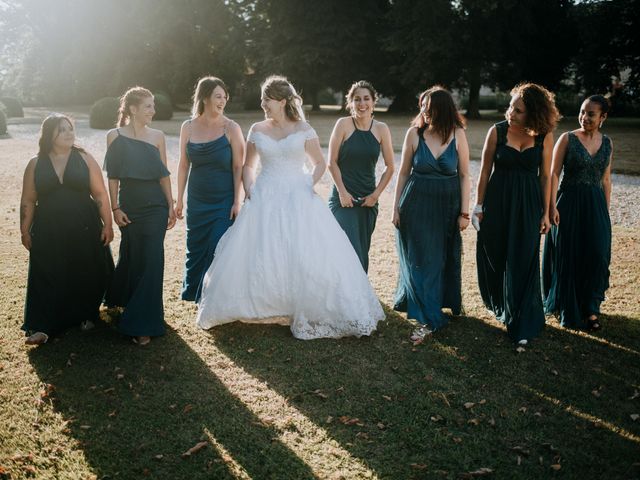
(550, 206, 560, 226)
(540, 214, 551, 234)
(458, 215, 470, 231)
(230, 202, 241, 220)
(101, 225, 114, 245)
(113, 208, 131, 227)
(21, 232, 32, 250)
(338, 189, 354, 208)
(175, 199, 184, 220)
(361, 193, 378, 208)
(167, 207, 177, 230)
(392, 207, 400, 228)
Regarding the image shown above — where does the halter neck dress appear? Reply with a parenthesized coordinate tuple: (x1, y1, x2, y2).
(328, 118, 380, 272)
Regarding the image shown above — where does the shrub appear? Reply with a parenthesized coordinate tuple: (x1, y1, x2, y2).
(153, 92, 173, 120)
(0, 110, 7, 135)
(90, 97, 120, 129)
(0, 97, 24, 117)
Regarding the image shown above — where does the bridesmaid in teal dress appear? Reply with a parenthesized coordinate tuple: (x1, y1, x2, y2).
(327, 80, 395, 272)
(104, 87, 176, 346)
(543, 95, 613, 331)
(473, 83, 559, 344)
(392, 87, 471, 340)
(176, 77, 245, 301)
(20, 114, 114, 345)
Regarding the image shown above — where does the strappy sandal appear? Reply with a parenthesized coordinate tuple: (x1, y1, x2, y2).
(25, 332, 49, 345)
(410, 325, 433, 342)
(586, 316, 601, 331)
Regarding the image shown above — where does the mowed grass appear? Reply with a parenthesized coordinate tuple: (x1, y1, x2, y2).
(0, 109, 639, 479)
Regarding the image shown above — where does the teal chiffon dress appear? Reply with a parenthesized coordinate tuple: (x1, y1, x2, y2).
(394, 128, 462, 331)
(542, 132, 612, 328)
(476, 121, 545, 342)
(182, 127, 234, 302)
(23, 148, 113, 337)
(104, 131, 170, 337)
(328, 119, 380, 272)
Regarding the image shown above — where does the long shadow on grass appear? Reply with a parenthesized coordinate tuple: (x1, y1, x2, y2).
(28, 322, 317, 480)
(210, 307, 640, 480)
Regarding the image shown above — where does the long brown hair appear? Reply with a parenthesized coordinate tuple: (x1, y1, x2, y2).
(37, 113, 84, 158)
(412, 86, 465, 145)
(117, 86, 153, 127)
(191, 76, 229, 117)
(261, 75, 305, 122)
(509, 83, 560, 136)
(345, 80, 378, 116)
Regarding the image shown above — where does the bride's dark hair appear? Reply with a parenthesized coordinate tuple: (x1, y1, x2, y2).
(261, 75, 305, 122)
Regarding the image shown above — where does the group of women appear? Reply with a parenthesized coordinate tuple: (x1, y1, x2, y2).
(19, 75, 614, 347)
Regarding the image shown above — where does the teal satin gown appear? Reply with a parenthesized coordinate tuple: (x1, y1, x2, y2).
(104, 131, 170, 337)
(182, 132, 234, 302)
(476, 121, 545, 342)
(542, 132, 612, 328)
(328, 119, 380, 272)
(394, 129, 462, 331)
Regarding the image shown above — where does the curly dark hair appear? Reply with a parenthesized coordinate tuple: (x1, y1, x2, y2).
(345, 80, 379, 116)
(509, 83, 560, 136)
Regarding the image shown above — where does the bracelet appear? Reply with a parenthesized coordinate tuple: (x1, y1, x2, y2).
(459, 212, 470, 219)
(112, 206, 121, 212)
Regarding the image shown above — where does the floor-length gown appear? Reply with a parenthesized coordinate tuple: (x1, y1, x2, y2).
(182, 126, 234, 302)
(328, 119, 380, 272)
(196, 124, 384, 339)
(23, 148, 113, 336)
(476, 120, 545, 342)
(542, 132, 612, 328)
(394, 130, 461, 331)
(104, 131, 169, 337)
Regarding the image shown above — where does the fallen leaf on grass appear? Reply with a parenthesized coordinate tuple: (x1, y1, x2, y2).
(550, 464, 561, 471)
(463, 402, 475, 410)
(154, 454, 163, 460)
(452, 437, 463, 444)
(116, 374, 125, 380)
(459, 467, 494, 478)
(312, 389, 328, 399)
(511, 446, 530, 456)
(338, 416, 364, 426)
(430, 415, 444, 423)
(410, 463, 428, 470)
(591, 389, 601, 398)
(181, 441, 208, 459)
(79, 425, 91, 430)
(467, 418, 481, 426)
(629, 390, 640, 400)
(108, 410, 117, 418)
(103, 387, 115, 394)
(382, 395, 392, 401)
(518, 407, 527, 413)
(516, 346, 526, 353)
(183, 404, 194, 414)
(247, 348, 255, 353)
(325, 416, 333, 424)
(630, 414, 639, 421)
(488, 417, 496, 426)
(377, 422, 386, 430)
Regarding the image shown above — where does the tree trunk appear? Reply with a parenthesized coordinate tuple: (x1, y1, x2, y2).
(311, 89, 321, 111)
(465, 65, 482, 119)
(387, 89, 416, 113)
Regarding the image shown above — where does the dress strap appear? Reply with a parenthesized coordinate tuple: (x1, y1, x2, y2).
(115, 128, 120, 136)
(187, 119, 192, 142)
(351, 117, 357, 129)
(495, 121, 508, 146)
(368, 119, 374, 131)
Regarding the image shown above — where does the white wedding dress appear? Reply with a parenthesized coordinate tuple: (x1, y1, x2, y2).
(196, 123, 385, 339)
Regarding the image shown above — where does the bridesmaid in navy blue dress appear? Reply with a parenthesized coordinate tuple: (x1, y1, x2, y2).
(543, 95, 613, 331)
(104, 87, 176, 346)
(392, 87, 471, 340)
(20, 114, 114, 345)
(473, 83, 559, 344)
(327, 80, 395, 273)
(175, 77, 245, 301)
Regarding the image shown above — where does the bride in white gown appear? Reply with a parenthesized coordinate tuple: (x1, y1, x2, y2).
(196, 76, 385, 339)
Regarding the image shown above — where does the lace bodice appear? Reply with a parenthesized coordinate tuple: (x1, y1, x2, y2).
(247, 125, 318, 180)
(560, 132, 611, 189)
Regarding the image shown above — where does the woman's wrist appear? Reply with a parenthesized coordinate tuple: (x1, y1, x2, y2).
(459, 212, 470, 219)
(112, 206, 121, 212)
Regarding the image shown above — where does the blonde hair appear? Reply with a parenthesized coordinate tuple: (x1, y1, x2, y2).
(117, 86, 153, 127)
(261, 75, 305, 121)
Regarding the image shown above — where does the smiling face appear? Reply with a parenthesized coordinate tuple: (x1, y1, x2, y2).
(506, 95, 527, 127)
(52, 118, 75, 150)
(205, 86, 228, 114)
(579, 100, 606, 132)
(130, 95, 155, 125)
(350, 87, 375, 118)
(260, 94, 285, 119)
